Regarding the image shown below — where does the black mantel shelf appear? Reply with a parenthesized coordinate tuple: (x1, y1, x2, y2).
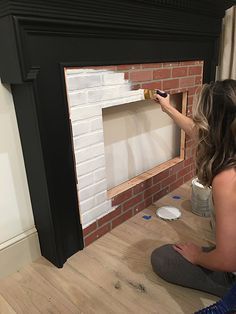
(0, 0, 233, 267)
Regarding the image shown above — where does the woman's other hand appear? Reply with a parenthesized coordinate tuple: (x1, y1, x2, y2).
(173, 242, 202, 264)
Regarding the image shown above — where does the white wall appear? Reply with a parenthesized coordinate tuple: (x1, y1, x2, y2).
(0, 79, 40, 278)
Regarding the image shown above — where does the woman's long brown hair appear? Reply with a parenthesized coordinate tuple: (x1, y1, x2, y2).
(192, 79, 236, 186)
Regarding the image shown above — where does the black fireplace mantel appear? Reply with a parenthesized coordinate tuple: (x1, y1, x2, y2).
(0, 0, 232, 267)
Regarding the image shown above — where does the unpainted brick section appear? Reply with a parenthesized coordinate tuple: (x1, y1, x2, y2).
(97, 206, 122, 226)
(188, 66, 202, 75)
(112, 188, 133, 206)
(172, 67, 188, 77)
(142, 82, 162, 90)
(123, 194, 143, 212)
(112, 210, 133, 229)
(163, 79, 180, 90)
(84, 223, 111, 246)
(130, 70, 153, 82)
(153, 68, 171, 80)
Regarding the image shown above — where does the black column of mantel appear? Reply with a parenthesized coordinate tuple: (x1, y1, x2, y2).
(0, 0, 228, 267)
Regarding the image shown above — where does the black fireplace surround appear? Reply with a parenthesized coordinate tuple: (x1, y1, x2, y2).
(0, 0, 233, 267)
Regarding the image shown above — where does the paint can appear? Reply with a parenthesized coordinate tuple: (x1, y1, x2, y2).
(191, 178, 211, 217)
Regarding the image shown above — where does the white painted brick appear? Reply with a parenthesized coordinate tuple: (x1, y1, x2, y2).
(74, 143, 104, 164)
(66, 69, 112, 75)
(73, 131, 104, 150)
(88, 86, 120, 103)
(70, 105, 101, 122)
(79, 179, 108, 202)
(90, 117, 103, 131)
(102, 72, 125, 85)
(81, 200, 111, 226)
(95, 191, 107, 206)
(67, 90, 88, 107)
(79, 197, 95, 213)
(79, 185, 95, 202)
(119, 82, 132, 93)
(76, 155, 105, 176)
(72, 121, 90, 136)
(94, 167, 106, 182)
(66, 73, 102, 91)
(78, 173, 94, 189)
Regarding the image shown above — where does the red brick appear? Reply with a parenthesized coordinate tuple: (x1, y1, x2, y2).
(163, 79, 179, 90)
(97, 206, 122, 227)
(195, 76, 202, 85)
(188, 66, 202, 76)
(187, 86, 198, 96)
(117, 64, 140, 70)
(169, 161, 184, 175)
(177, 165, 191, 178)
(144, 197, 153, 207)
(144, 183, 161, 199)
(184, 157, 194, 167)
(133, 178, 152, 194)
(163, 62, 181, 67)
(153, 169, 169, 184)
(83, 221, 97, 237)
(142, 63, 163, 69)
(124, 72, 129, 80)
(184, 172, 194, 182)
(180, 77, 195, 88)
(153, 187, 170, 202)
(133, 201, 146, 214)
(84, 223, 111, 246)
(141, 82, 162, 90)
(188, 96, 193, 105)
(180, 61, 197, 66)
(161, 173, 177, 188)
(123, 194, 143, 212)
(112, 189, 133, 206)
(112, 210, 133, 229)
(172, 67, 188, 77)
(153, 68, 171, 80)
(170, 177, 184, 191)
(130, 70, 153, 82)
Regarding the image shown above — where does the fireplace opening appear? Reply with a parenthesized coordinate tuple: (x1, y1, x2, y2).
(102, 92, 185, 190)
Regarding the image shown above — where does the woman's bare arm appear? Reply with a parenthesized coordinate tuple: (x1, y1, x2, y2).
(155, 93, 197, 140)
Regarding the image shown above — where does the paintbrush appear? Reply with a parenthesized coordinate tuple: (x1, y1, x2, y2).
(143, 89, 168, 100)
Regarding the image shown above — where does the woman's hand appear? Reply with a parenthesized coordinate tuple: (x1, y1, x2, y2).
(154, 92, 172, 113)
(173, 242, 202, 264)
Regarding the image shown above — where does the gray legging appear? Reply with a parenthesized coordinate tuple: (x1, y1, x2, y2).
(151, 244, 235, 297)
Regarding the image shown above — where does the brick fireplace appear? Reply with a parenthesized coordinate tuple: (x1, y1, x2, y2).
(65, 61, 202, 245)
(0, 0, 231, 267)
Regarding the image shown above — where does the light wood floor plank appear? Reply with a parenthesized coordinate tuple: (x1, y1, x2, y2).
(0, 294, 16, 314)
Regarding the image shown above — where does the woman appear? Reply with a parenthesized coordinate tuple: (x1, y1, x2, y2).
(151, 80, 236, 301)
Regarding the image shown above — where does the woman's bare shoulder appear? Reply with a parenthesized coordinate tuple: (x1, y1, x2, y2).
(212, 167, 236, 194)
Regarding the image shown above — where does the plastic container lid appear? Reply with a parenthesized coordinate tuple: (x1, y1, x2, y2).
(156, 206, 181, 221)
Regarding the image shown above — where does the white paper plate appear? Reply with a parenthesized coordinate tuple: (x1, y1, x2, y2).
(156, 206, 181, 221)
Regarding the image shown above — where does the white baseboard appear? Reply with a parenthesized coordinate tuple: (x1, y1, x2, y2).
(0, 228, 41, 279)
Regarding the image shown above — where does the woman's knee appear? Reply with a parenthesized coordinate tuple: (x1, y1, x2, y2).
(151, 244, 175, 279)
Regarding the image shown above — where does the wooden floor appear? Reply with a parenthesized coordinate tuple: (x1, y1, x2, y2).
(0, 182, 218, 314)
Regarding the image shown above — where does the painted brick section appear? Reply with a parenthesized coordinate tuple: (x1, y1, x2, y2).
(65, 60, 203, 247)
